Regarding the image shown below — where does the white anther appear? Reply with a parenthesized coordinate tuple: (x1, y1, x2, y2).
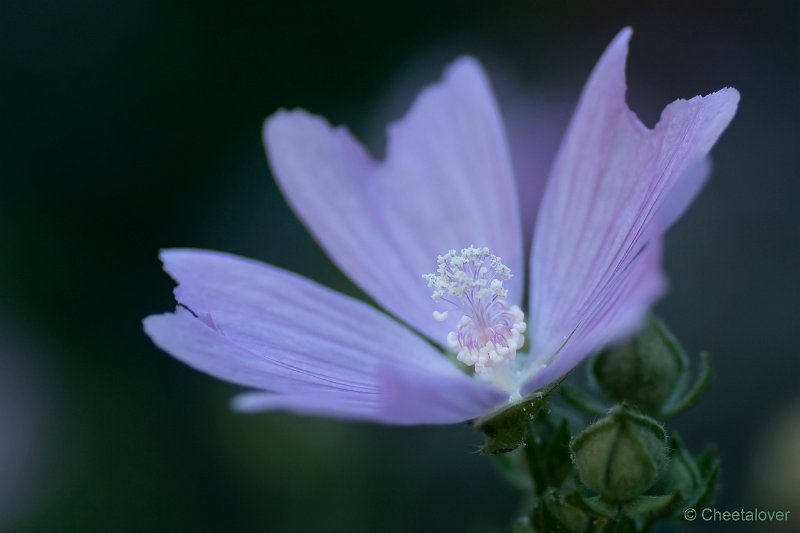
(447, 332, 459, 348)
(433, 310, 449, 322)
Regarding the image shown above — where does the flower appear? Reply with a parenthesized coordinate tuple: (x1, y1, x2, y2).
(144, 28, 738, 425)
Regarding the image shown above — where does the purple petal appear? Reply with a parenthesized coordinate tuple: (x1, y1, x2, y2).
(234, 365, 506, 425)
(658, 157, 711, 230)
(263, 58, 522, 347)
(144, 249, 505, 424)
(524, 239, 665, 395)
(376, 364, 508, 424)
(527, 28, 739, 382)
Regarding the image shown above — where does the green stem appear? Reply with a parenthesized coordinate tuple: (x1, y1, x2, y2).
(522, 424, 547, 496)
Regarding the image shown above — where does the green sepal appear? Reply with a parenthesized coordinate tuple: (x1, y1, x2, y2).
(623, 493, 680, 516)
(652, 437, 720, 520)
(590, 316, 689, 416)
(474, 381, 562, 455)
(530, 488, 591, 533)
(566, 493, 620, 519)
(560, 384, 608, 416)
(571, 406, 669, 502)
(685, 449, 720, 512)
(651, 435, 701, 504)
(660, 352, 712, 418)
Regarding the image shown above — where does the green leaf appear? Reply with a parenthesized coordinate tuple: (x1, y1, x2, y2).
(490, 449, 532, 491)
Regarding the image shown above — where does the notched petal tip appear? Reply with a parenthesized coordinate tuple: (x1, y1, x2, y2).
(384, 54, 495, 142)
(530, 28, 739, 383)
(141, 312, 165, 336)
(665, 86, 740, 117)
(654, 86, 740, 155)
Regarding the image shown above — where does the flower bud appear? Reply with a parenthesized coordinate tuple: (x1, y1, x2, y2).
(571, 406, 668, 501)
(591, 316, 687, 415)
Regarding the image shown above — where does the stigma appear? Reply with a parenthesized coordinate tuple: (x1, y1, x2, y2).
(423, 246, 527, 374)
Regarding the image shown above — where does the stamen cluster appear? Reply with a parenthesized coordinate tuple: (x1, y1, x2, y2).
(424, 246, 526, 373)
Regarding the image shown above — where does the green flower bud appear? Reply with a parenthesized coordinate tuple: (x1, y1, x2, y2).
(571, 406, 668, 502)
(591, 316, 688, 415)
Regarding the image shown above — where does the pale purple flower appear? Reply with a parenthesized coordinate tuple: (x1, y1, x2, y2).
(144, 29, 738, 425)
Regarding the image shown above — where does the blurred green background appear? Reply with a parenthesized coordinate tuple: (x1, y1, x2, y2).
(1, 0, 798, 531)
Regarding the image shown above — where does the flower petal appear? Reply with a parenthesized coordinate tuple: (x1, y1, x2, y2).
(523, 239, 665, 394)
(528, 28, 739, 379)
(144, 249, 505, 424)
(263, 58, 522, 346)
(233, 365, 506, 425)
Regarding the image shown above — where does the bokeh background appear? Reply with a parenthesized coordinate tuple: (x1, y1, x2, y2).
(2, 0, 798, 531)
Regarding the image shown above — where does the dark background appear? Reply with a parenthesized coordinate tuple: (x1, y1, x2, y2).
(1, 0, 798, 531)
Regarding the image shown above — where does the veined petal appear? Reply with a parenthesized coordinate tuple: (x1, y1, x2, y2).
(144, 249, 505, 424)
(528, 28, 739, 376)
(233, 366, 506, 425)
(523, 239, 665, 395)
(378, 364, 508, 424)
(264, 58, 522, 347)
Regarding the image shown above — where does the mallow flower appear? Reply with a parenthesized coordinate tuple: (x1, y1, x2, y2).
(144, 29, 738, 425)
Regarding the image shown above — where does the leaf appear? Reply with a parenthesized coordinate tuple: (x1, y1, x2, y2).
(490, 449, 533, 491)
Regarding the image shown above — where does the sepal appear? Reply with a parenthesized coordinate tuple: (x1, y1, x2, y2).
(563, 316, 713, 419)
(474, 381, 562, 454)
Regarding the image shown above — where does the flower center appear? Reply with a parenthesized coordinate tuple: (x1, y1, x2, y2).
(423, 246, 527, 374)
